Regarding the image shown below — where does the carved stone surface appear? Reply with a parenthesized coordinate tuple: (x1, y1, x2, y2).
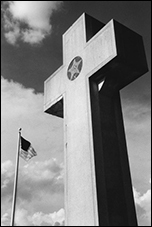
(44, 13, 148, 226)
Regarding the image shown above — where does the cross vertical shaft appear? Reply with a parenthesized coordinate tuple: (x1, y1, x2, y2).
(90, 78, 138, 225)
(44, 13, 148, 226)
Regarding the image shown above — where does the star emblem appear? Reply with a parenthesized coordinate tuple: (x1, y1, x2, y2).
(67, 56, 83, 81)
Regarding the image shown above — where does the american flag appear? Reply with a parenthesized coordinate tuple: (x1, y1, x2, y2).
(20, 136, 37, 161)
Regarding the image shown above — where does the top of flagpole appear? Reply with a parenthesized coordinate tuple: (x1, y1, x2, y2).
(19, 128, 22, 133)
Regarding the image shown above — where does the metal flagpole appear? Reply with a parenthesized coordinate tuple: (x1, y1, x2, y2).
(10, 128, 22, 226)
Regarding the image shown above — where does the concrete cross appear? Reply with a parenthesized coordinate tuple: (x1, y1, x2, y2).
(44, 14, 148, 226)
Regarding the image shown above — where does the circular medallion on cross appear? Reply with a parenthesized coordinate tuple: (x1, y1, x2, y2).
(67, 56, 83, 81)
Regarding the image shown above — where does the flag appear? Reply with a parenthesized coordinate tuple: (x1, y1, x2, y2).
(20, 136, 37, 161)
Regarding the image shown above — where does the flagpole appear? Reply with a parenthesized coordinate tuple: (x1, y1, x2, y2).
(10, 128, 22, 226)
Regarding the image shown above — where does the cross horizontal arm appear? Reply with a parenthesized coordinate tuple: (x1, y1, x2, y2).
(44, 65, 65, 115)
(84, 19, 148, 89)
(84, 19, 117, 79)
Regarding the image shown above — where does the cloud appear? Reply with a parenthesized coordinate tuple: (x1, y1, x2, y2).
(1, 158, 64, 226)
(30, 208, 65, 226)
(1, 160, 14, 193)
(1, 213, 10, 226)
(121, 88, 151, 226)
(1, 160, 14, 175)
(14, 208, 65, 226)
(4, 23, 20, 45)
(2, 1, 63, 45)
(1, 76, 63, 163)
(1, 74, 150, 225)
(133, 183, 151, 226)
(1, 76, 65, 223)
(120, 90, 151, 194)
(21, 29, 46, 44)
(1, 209, 65, 226)
(1, 76, 43, 117)
(15, 209, 30, 226)
(1, 158, 64, 201)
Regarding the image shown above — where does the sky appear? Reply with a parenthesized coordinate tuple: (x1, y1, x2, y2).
(1, 1, 151, 226)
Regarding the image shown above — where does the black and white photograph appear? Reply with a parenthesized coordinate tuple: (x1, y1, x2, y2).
(1, 1, 151, 226)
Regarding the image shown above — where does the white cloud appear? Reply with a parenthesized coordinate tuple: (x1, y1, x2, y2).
(1, 76, 63, 163)
(1, 74, 151, 226)
(1, 202, 65, 226)
(15, 209, 30, 226)
(1, 160, 14, 190)
(122, 90, 151, 226)
(1, 160, 13, 175)
(133, 185, 151, 226)
(1, 76, 42, 117)
(23, 159, 63, 181)
(1, 213, 10, 226)
(1, 158, 64, 226)
(120, 91, 151, 194)
(1, 209, 65, 226)
(2, 1, 63, 45)
(1, 76, 64, 224)
(4, 24, 20, 45)
(21, 29, 46, 44)
(1, 158, 64, 201)
(14, 208, 65, 226)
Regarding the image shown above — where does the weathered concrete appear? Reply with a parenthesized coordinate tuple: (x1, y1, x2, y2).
(44, 13, 148, 226)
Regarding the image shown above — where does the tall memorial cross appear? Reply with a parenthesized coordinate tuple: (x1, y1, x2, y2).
(44, 14, 148, 226)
